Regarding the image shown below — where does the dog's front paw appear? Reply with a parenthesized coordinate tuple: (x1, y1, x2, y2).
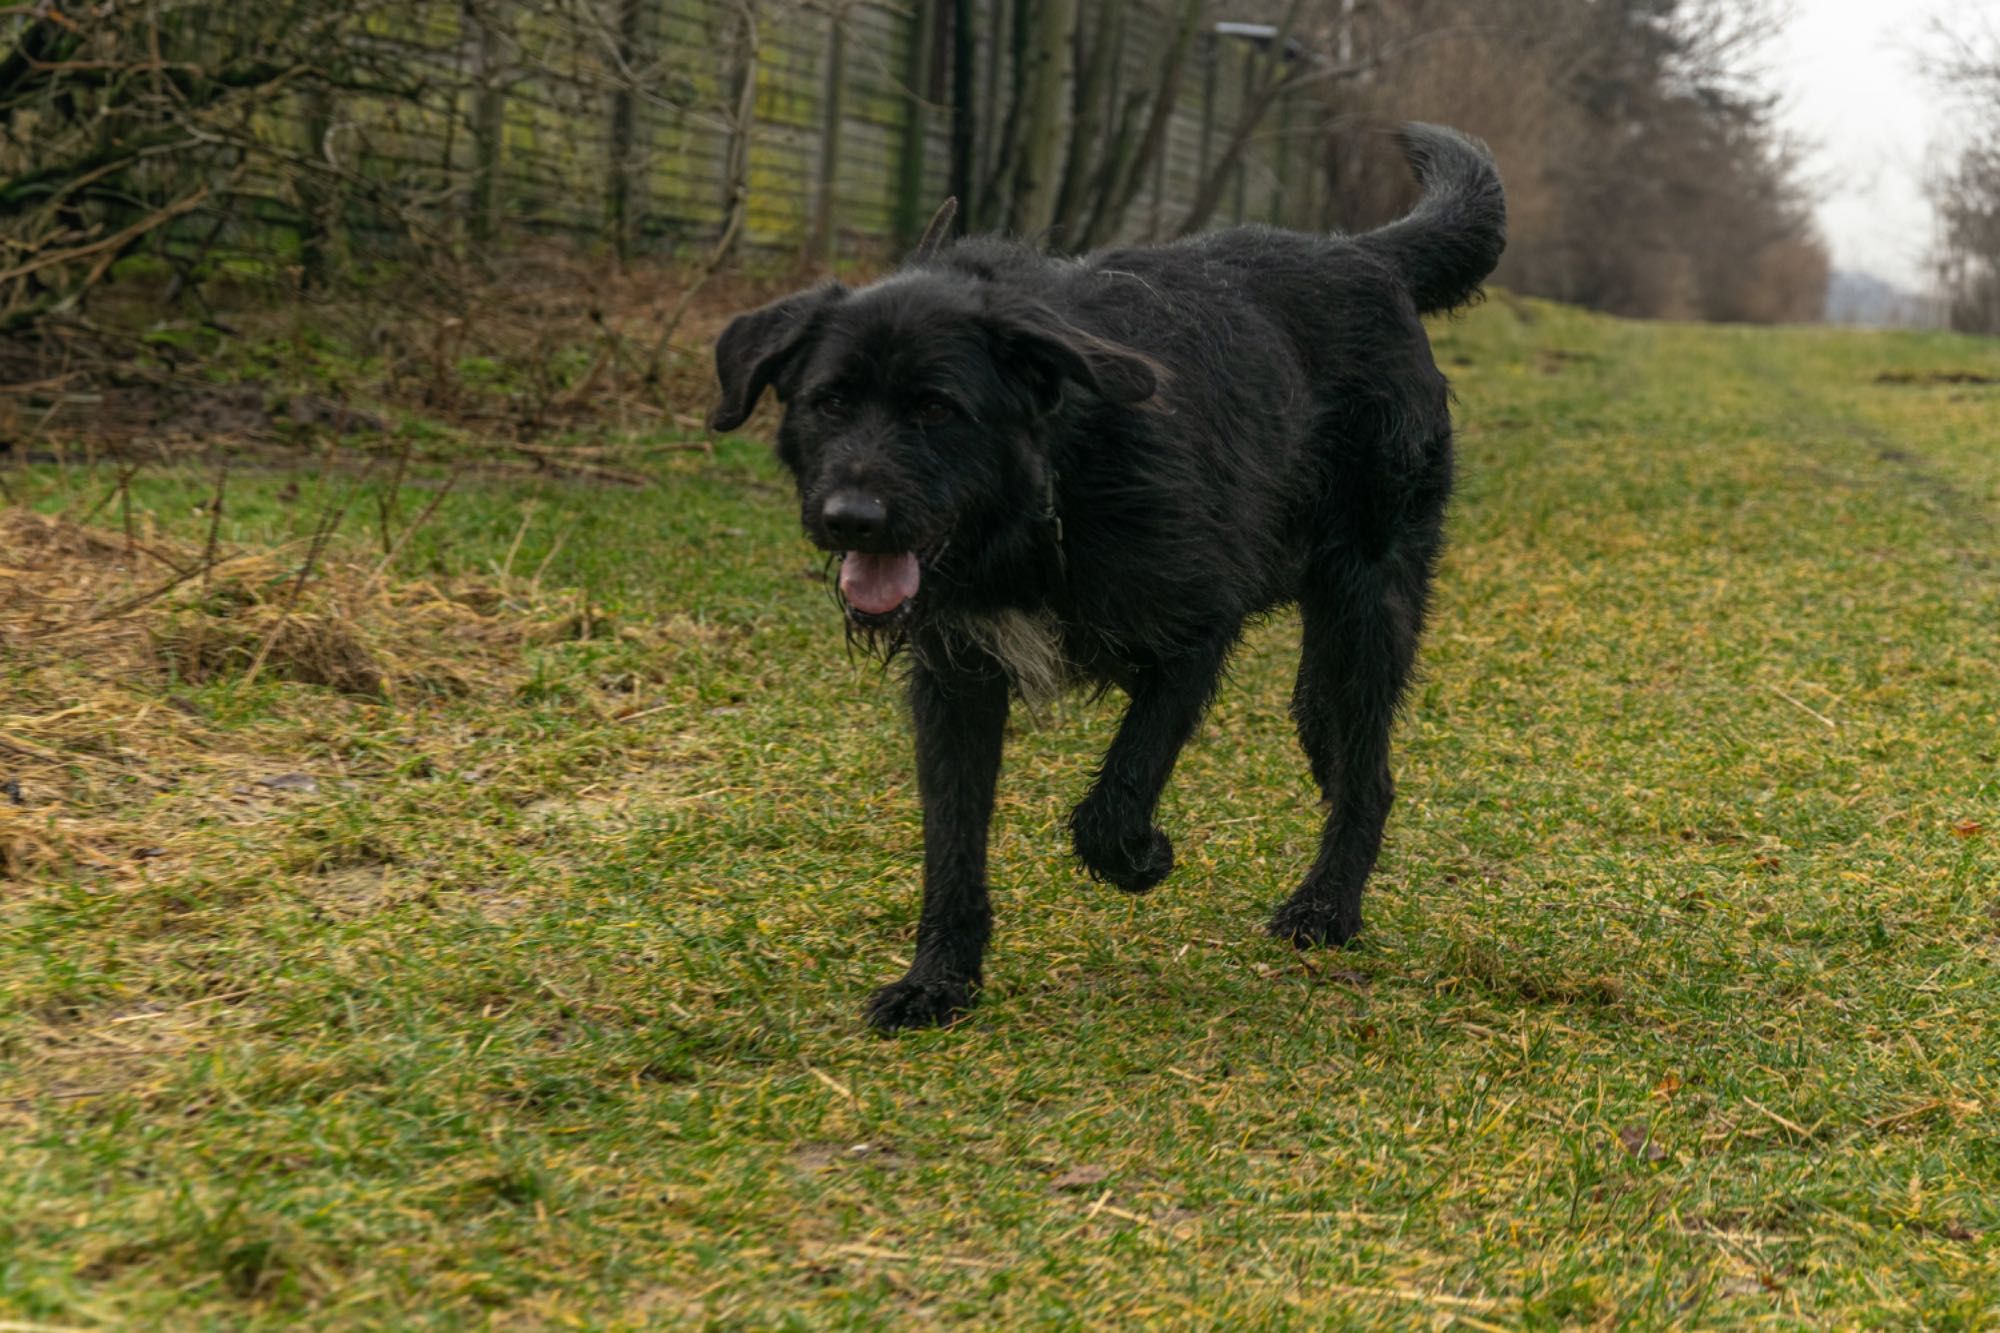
(1072, 811, 1175, 894)
(1266, 895, 1362, 949)
(864, 973, 978, 1032)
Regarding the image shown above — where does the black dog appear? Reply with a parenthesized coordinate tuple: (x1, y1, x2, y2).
(709, 124, 1504, 1030)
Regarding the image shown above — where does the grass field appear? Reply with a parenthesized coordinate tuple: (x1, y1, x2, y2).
(2, 296, 1997, 1327)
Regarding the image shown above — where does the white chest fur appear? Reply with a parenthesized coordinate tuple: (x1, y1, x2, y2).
(934, 608, 1070, 705)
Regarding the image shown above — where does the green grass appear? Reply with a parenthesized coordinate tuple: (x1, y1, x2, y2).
(3, 297, 1998, 1327)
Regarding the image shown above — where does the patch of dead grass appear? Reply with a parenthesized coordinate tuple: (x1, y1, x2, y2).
(0, 506, 631, 880)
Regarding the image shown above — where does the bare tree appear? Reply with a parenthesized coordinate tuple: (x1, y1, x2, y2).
(0, 0, 437, 331)
(1076, 0, 1204, 247)
(1926, 18, 2000, 332)
(1049, 0, 1124, 242)
(1007, 0, 1079, 234)
(1310, 0, 1824, 322)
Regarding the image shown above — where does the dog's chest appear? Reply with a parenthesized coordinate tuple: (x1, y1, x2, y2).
(935, 608, 1071, 704)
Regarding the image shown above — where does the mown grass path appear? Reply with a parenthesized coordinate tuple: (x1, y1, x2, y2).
(2, 299, 1996, 1326)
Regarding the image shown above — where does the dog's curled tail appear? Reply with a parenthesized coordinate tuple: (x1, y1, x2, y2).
(1359, 123, 1507, 316)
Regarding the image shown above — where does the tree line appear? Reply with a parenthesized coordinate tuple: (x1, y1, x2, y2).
(911, 0, 1828, 322)
(1928, 20, 2000, 333)
(1, 0, 1829, 334)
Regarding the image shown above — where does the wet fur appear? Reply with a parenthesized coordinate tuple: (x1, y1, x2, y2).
(710, 124, 1506, 1031)
(939, 608, 1069, 707)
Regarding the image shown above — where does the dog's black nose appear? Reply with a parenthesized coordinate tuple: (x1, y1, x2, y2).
(822, 491, 888, 546)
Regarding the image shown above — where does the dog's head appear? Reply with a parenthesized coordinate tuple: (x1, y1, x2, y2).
(707, 274, 1156, 630)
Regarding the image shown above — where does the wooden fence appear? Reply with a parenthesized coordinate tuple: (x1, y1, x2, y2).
(304, 0, 1324, 261)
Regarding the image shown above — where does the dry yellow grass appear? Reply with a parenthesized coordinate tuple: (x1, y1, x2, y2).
(0, 505, 627, 880)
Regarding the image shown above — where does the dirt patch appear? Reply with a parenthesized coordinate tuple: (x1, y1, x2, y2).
(789, 1140, 911, 1173)
(0, 984, 266, 1124)
(523, 770, 691, 828)
(1537, 347, 1599, 373)
(305, 865, 395, 919)
(172, 382, 387, 439)
(461, 883, 539, 925)
(1874, 368, 1998, 386)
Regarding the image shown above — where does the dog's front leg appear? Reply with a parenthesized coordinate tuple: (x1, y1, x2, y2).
(1069, 633, 1235, 893)
(864, 661, 1010, 1031)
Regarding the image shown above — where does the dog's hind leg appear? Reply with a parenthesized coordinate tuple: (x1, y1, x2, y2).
(1269, 547, 1432, 946)
(1069, 632, 1235, 894)
(866, 661, 1010, 1031)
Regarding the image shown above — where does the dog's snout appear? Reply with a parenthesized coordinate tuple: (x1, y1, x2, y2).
(822, 491, 889, 547)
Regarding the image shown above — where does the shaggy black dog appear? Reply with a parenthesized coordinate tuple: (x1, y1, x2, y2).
(709, 124, 1505, 1031)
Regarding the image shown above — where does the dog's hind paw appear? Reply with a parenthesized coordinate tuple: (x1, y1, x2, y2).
(865, 974, 978, 1032)
(1266, 895, 1362, 949)
(1072, 819, 1175, 895)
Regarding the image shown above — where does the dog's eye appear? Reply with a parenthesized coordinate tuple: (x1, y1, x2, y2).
(916, 399, 955, 428)
(815, 393, 850, 420)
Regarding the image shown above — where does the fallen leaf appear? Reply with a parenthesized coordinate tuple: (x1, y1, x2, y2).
(1750, 855, 1782, 873)
(1617, 1123, 1667, 1162)
(1051, 1164, 1110, 1191)
(1951, 819, 1984, 839)
(1653, 1073, 1681, 1099)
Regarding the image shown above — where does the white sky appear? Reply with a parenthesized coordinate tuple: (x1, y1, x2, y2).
(1768, 0, 1999, 289)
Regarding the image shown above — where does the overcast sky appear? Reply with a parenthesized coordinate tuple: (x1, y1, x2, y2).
(1769, 0, 1998, 289)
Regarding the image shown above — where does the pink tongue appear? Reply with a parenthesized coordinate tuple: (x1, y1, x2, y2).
(839, 552, 921, 615)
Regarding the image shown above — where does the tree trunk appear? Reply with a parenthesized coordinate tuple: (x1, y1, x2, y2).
(1050, 0, 1123, 246)
(813, 6, 849, 264)
(1006, 0, 1077, 236)
(1268, 83, 1292, 225)
(299, 85, 335, 287)
(896, 0, 940, 248)
(1076, 87, 1147, 247)
(1177, 0, 1309, 236)
(718, 0, 759, 261)
(1180, 77, 1288, 230)
(1145, 88, 1168, 239)
(606, 0, 644, 259)
(973, 0, 1008, 223)
(949, 0, 977, 225)
(979, 0, 1035, 229)
(467, 0, 509, 245)
(1079, 0, 1202, 249)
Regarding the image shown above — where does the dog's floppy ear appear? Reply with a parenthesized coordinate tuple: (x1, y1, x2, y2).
(707, 283, 846, 432)
(983, 297, 1160, 413)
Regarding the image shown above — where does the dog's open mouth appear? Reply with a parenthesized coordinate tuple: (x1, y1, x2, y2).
(839, 551, 922, 623)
